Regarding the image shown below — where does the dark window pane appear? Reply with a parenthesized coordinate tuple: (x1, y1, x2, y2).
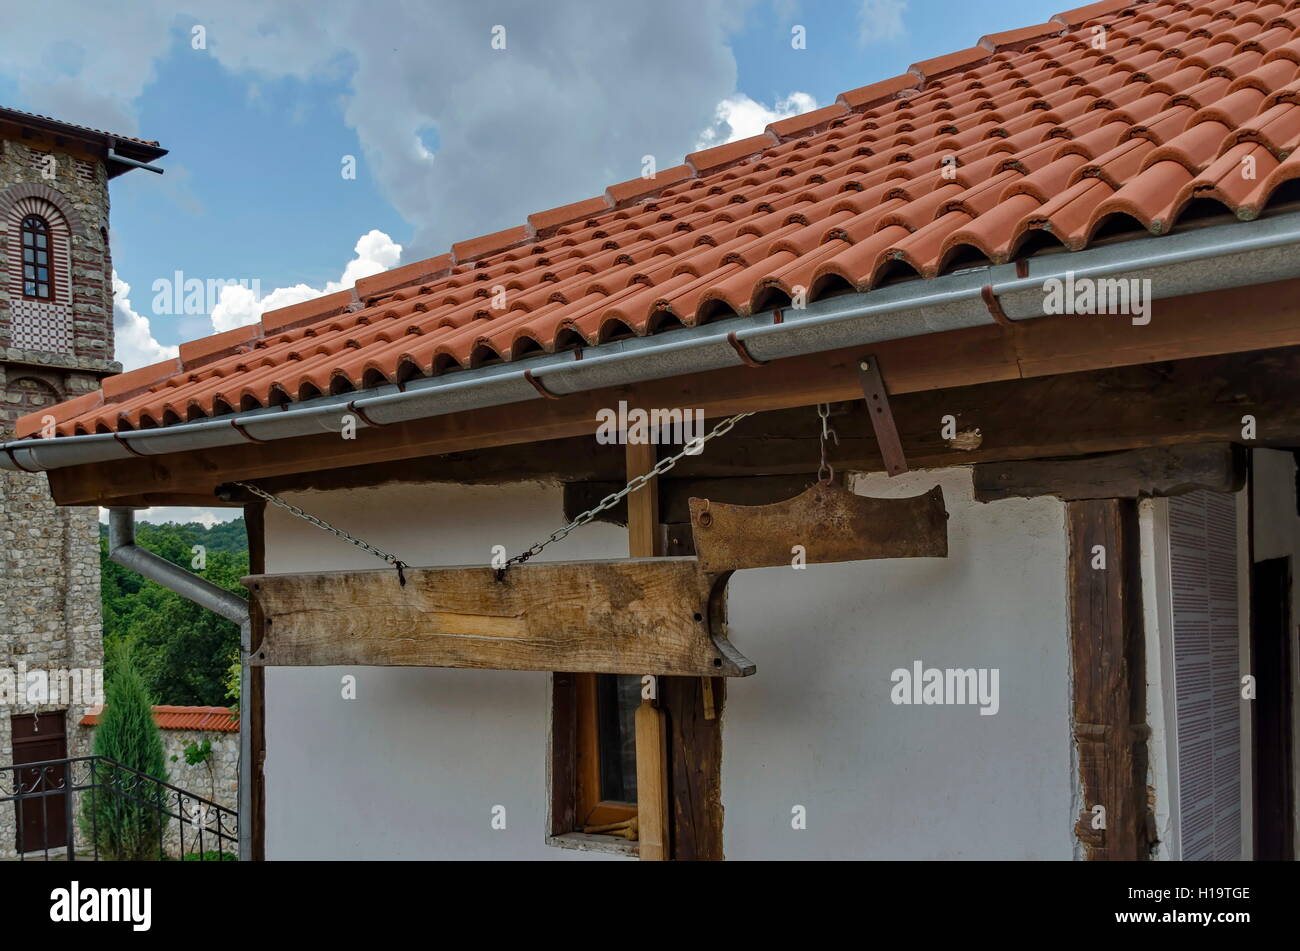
(23, 248, 33, 263)
(24, 265, 34, 279)
(595, 674, 639, 804)
(35, 233, 46, 249)
(24, 281, 36, 295)
(22, 232, 33, 246)
(36, 267, 47, 282)
(35, 251, 47, 266)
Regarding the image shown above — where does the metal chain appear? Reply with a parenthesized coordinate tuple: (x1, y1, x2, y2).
(233, 481, 410, 586)
(231, 410, 754, 585)
(496, 411, 754, 579)
(816, 403, 839, 484)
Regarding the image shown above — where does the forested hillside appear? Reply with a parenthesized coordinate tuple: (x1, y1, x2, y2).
(99, 518, 248, 707)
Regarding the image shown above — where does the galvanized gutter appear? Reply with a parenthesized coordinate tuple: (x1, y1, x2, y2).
(106, 507, 253, 860)
(5, 210, 1300, 474)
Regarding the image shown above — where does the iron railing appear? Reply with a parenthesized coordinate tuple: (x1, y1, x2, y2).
(1, 754, 237, 860)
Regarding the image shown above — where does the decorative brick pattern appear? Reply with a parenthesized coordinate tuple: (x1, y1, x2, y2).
(9, 299, 73, 354)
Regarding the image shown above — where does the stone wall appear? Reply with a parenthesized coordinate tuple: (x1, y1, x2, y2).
(157, 725, 240, 858)
(0, 130, 113, 857)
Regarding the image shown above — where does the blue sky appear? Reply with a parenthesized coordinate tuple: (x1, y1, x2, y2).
(1, 0, 1064, 521)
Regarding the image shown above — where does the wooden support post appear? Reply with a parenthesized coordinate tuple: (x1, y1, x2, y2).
(1067, 499, 1153, 860)
(626, 442, 669, 860)
(244, 498, 267, 861)
(625, 442, 659, 560)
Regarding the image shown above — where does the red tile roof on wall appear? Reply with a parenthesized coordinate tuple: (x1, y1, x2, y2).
(21, 0, 1300, 439)
(80, 705, 240, 732)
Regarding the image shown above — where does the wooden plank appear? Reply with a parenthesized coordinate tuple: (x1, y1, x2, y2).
(634, 701, 669, 862)
(1067, 499, 1153, 861)
(45, 279, 1300, 506)
(689, 482, 948, 572)
(974, 444, 1245, 502)
(245, 558, 756, 677)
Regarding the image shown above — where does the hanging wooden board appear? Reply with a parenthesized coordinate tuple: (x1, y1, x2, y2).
(245, 557, 755, 677)
(688, 482, 948, 573)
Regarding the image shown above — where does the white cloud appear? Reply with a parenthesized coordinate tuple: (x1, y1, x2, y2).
(858, 0, 907, 45)
(112, 231, 400, 365)
(0, 1, 749, 258)
(695, 91, 817, 150)
(209, 228, 401, 333)
(112, 272, 178, 371)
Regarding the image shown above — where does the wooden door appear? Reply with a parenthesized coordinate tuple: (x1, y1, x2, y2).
(10, 712, 68, 853)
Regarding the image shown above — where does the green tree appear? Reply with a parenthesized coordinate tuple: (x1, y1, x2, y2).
(81, 640, 169, 860)
(100, 518, 248, 706)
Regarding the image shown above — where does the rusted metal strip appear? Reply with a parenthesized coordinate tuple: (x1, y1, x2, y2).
(524, 369, 562, 400)
(980, 285, 1012, 327)
(856, 355, 908, 476)
(726, 331, 767, 367)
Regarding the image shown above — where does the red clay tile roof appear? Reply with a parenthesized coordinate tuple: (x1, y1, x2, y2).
(22, 0, 1300, 439)
(80, 705, 239, 732)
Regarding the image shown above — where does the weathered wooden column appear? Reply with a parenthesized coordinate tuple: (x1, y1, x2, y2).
(1066, 499, 1153, 860)
(627, 441, 727, 861)
(627, 442, 670, 861)
(977, 444, 1245, 860)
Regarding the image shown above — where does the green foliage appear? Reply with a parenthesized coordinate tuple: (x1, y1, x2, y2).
(182, 738, 212, 766)
(100, 518, 249, 706)
(80, 641, 169, 861)
(180, 849, 237, 861)
(224, 648, 241, 710)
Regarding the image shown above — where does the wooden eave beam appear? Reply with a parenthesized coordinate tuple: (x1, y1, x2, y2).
(45, 277, 1300, 506)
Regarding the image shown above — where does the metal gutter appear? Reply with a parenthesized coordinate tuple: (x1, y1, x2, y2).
(6, 210, 1300, 473)
(106, 507, 253, 859)
(107, 148, 164, 175)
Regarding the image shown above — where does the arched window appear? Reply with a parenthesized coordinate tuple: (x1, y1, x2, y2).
(21, 214, 52, 300)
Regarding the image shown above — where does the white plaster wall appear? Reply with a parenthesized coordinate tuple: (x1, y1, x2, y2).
(264, 468, 1077, 860)
(720, 467, 1076, 859)
(1250, 448, 1300, 858)
(263, 480, 632, 860)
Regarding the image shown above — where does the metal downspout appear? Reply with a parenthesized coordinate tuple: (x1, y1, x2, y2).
(106, 507, 253, 860)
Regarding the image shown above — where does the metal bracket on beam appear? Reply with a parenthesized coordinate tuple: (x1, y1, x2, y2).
(856, 354, 908, 477)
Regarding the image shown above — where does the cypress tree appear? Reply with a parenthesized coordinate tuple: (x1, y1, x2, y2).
(81, 640, 169, 860)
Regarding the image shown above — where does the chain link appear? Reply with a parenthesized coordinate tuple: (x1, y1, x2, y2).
(233, 411, 754, 585)
(816, 403, 839, 485)
(233, 481, 410, 585)
(495, 411, 754, 578)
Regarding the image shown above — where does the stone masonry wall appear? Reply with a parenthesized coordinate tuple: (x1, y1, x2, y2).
(0, 131, 112, 857)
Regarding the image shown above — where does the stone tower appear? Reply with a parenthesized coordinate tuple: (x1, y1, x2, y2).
(0, 107, 165, 856)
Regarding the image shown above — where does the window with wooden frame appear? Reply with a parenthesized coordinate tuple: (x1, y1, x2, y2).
(551, 672, 639, 842)
(21, 214, 53, 301)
